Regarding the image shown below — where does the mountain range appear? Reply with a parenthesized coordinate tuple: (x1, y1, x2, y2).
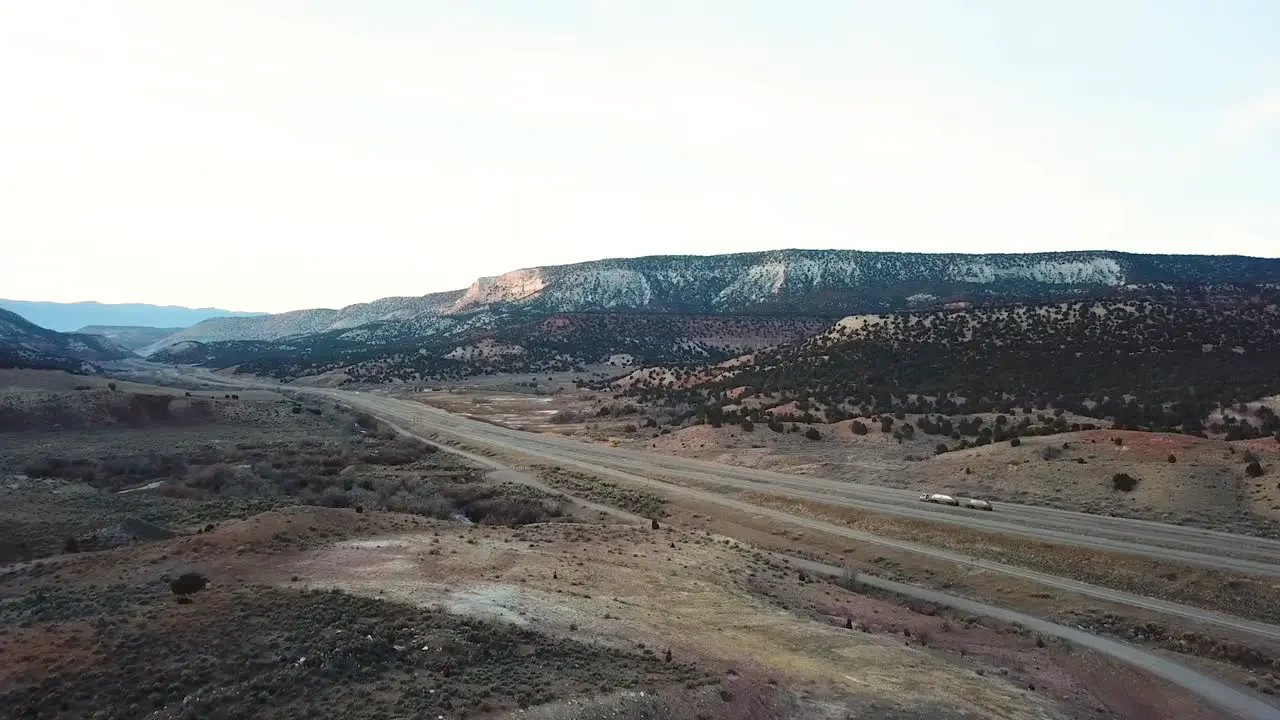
(134, 249, 1280, 383)
(5, 249, 1280, 381)
(143, 249, 1280, 352)
(0, 299, 264, 334)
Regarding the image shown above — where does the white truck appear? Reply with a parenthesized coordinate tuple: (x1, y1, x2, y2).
(918, 493, 993, 511)
(919, 493, 960, 506)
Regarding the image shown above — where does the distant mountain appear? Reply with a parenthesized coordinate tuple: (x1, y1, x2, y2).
(141, 250, 1280, 385)
(76, 326, 182, 352)
(0, 299, 265, 333)
(139, 290, 464, 355)
(151, 312, 836, 383)
(0, 309, 133, 372)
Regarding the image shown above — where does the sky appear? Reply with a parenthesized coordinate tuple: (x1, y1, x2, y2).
(2, 1, 1279, 313)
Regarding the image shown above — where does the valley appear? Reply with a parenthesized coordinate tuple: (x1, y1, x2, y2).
(4, 250, 1280, 719)
(3, 372, 1222, 720)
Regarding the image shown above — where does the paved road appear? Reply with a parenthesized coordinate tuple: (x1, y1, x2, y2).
(331, 388, 1280, 720)
(326, 390, 1280, 576)
(108, 362, 1280, 576)
(295, 389, 1280, 639)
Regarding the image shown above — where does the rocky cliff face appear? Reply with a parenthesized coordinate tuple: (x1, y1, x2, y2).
(424, 250, 1280, 315)
(144, 249, 1280, 352)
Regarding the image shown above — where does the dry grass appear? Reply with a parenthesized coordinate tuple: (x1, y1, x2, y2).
(0, 580, 707, 720)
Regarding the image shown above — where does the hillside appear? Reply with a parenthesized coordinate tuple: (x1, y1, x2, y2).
(627, 297, 1280, 437)
(76, 325, 180, 351)
(0, 309, 133, 372)
(444, 249, 1280, 317)
(141, 290, 466, 354)
(145, 250, 1280, 355)
(0, 299, 263, 333)
(153, 313, 835, 383)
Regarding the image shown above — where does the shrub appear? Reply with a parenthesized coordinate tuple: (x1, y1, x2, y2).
(850, 420, 868, 435)
(170, 572, 209, 596)
(1168, 454, 1177, 463)
(838, 567, 858, 590)
(1040, 445, 1062, 460)
(64, 537, 80, 553)
(935, 443, 949, 455)
(1009, 437, 1021, 447)
(1246, 461, 1264, 478)
(1111, 473, 1138, 492)
(740, 419, 754, 432)
(549, 409, 580, 424)
(804, 427, 822, 441)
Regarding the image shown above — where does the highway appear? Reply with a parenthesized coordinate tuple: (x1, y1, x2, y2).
(317, 389, 1280, 576)
(293, 388, 1280, 638)
(299, 386, 1280, 720)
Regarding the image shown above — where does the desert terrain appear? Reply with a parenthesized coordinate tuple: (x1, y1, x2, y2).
(0, 370, 1204, 720)
(4, 371, 1276, 718)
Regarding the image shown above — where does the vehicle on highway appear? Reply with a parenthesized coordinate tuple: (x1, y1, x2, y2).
(963, 498, 994, 511)
(919, 493, 960, 506)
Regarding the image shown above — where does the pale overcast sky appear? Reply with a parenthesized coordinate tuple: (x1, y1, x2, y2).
(3, 1, 1278, 313)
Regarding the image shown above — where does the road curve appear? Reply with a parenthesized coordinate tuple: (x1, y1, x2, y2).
(331, 387, 1280, 720)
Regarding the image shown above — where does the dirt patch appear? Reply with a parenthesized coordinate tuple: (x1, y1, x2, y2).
(291, 521, 1196, 719)
(1, 501, 1241, 719)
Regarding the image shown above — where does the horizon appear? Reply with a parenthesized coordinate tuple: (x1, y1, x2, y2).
(4, 2, 1278, 313)
(7, 245, 1280, 315)
(2, 244, 1280, 315)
